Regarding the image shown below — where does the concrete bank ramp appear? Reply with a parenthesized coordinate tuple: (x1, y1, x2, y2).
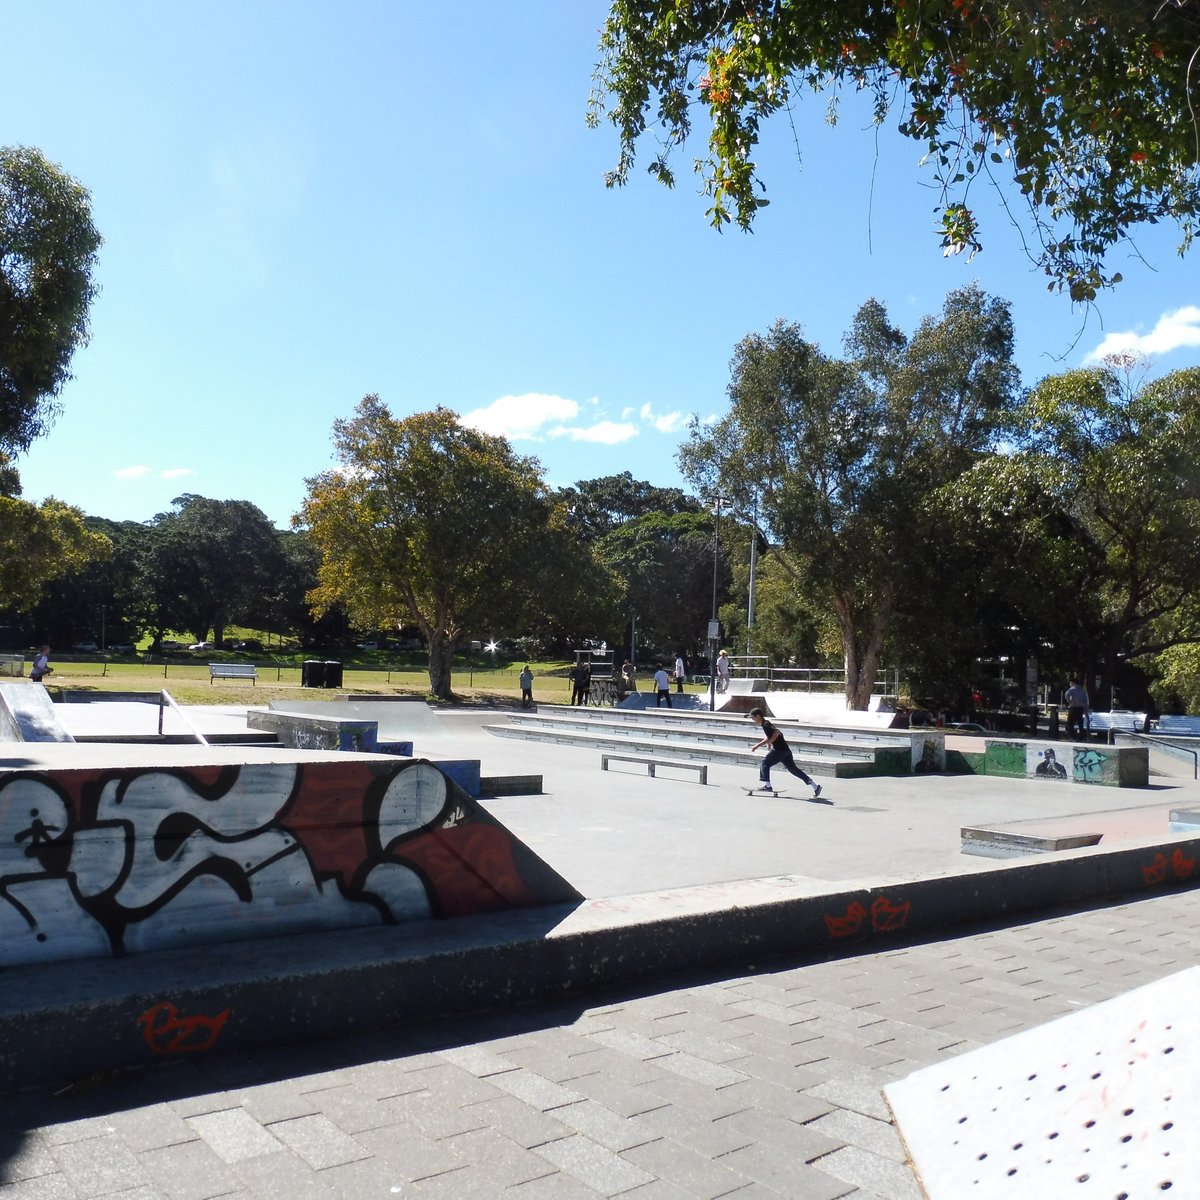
(267, 696, 444, 740)
(0, 682, 74, 743)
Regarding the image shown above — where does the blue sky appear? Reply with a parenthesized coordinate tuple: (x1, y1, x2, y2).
(7, 2, 1199, 529)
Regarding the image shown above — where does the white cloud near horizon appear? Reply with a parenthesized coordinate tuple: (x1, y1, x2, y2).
(1086, 305, 1200, 361)
(113, 465, 153, 479)
(548, 421, 639, 445)
(460, 393, 579, 440)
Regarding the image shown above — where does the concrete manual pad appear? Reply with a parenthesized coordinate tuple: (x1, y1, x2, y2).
(885, 967, 1197, 1198)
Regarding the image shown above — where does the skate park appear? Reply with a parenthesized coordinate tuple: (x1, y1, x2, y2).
(2, 678, 1199, 1098)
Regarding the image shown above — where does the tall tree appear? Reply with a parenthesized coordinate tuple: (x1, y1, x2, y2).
(146, 495, 284, 646)
(681, 285, 1018, 708)
(590, 1, 1200, 298)
(556, 473, 701, 542)
(299, 399, 612, 699)
(949, 361, 1200, 707)
(0, 146, 101, 453)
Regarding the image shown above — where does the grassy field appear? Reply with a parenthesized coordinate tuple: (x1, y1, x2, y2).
(35, 659, 582, 709)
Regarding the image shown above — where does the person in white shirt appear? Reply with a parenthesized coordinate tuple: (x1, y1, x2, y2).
(653, 665, 672, 707)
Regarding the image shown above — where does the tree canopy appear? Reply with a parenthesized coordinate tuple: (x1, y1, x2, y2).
(589, 1, 1200, 299)
(298, 399, 617, 699)
(681, 284, 1018, 707)
(0, 146, 101, 453)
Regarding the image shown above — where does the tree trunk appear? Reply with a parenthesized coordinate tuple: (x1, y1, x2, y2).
(834, 586, 894, 711)
(427, 632, 454, 700)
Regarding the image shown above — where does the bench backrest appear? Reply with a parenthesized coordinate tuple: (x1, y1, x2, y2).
(210, 662, 257, 675)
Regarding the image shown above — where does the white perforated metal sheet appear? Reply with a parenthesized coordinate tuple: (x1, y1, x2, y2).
(885, 967, 1197, 1198)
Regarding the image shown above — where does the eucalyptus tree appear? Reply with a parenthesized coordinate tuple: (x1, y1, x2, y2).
(681, 285, 1019, 708)
(590, 1, 1200, 299)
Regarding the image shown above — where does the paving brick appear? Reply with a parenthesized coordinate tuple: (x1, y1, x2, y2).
(184, 1109, 281, 1164)
(104, 1106, 199, 1155)
(457, 1096, 574, 1150)
(0, 1172, 80, 1199)
(715, 1143, 853, 1199)
(265, 1115, 367, 1171)
(622, 1136, 755, 1200)
(52, 1135, 150, 1196)
(534, 1133, 655, 1196)
(0, 1133, 58, 1184)
(803, 1109, 908, 1163)
(437, 1127, 557, 1187)
(487, 1069, 583, 1111)
(138, 1139, 241, 1200)
(635, 1106, 756, 1159)
(228, 1151, 336, 1200)
(812, 1146, 924, 1200)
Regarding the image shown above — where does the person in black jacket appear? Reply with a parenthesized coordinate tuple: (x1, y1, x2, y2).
(748, 707, 822, 798)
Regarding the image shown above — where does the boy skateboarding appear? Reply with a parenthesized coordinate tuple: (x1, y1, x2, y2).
(748, 707, 822, 799)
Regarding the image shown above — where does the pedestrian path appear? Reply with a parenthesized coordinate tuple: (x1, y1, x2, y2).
(3, 885, 1195, 1199)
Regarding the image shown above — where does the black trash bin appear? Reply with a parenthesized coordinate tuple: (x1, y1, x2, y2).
(323, 660, 343, 689)
(302, 659, 326, 688)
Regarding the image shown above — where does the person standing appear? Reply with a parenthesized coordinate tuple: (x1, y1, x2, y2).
(748, 707, 822, 798)
(715, 649, 731, 694)
(653, 664, 672, 707)
(570, 660, 591, 706)
(1064, 678, 1090, 740)
(518, 664, 534, 709)
(673, 651, 686, 694)
(29, 645, 52, 683)
(620, 660, 637, 693)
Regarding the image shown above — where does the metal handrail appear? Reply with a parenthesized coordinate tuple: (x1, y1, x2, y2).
(1119, 729, 1198, 780)
(158, 688, 209, 746)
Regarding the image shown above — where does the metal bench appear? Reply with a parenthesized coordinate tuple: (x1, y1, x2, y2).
(209, 662, 258, 685)
(600, 753, 708, 783)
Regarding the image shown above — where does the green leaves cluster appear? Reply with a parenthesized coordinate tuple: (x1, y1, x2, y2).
(298, 400, 619, 699)
(590, 1, 1200, 297)
(0, 146, 101, 452)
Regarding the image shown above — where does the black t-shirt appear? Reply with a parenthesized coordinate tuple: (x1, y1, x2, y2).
(759, 718, 788, 752)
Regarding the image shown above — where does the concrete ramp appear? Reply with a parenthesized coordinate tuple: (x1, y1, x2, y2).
(267, 696, 443, 740)
(0, 682, 74, 743)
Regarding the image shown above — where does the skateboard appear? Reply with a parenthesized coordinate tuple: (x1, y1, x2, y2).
(742, 786, 829, 802)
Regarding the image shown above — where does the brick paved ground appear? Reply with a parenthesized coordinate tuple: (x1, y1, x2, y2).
(2, 885, 1196, 1200)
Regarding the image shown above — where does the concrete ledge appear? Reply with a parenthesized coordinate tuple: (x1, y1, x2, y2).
(4, 830, 1199, 1091)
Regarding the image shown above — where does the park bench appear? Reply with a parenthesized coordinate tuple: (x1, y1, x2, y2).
(1156, 715, 1200, 736)
(600, 752, 708, 784)
(209, 662, 258, 685)
(1086, 710, 1148, 740)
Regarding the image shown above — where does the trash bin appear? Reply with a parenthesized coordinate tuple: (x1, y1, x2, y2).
(302, 659, 326, 688)
(0, 654, 23, 677)
(323, 661, 343, 689)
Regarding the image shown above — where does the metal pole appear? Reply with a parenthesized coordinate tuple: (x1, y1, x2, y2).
(709, 495, 726, 712)
(746, 509, 757, 656)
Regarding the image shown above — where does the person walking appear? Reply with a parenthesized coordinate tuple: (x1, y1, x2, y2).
(1064, 678, 1090, 740)
(29, 645, 52, 684)
(715, 649, 731, 694)
(653, 664, 672, 707)
(518, 664, 534, 709)
(673, 652, 686, 695)
(748, 707, 822, 798)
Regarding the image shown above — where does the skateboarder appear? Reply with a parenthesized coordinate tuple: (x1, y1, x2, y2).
(748, 707, 821, 799)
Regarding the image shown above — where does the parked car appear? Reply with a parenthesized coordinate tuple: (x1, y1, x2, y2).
(235, 639, 264, 653)
(189, 641, 214, 651)
(71, 641, 99, 653)
(357, 641, 379, 651)
(108, 643, 136, 655)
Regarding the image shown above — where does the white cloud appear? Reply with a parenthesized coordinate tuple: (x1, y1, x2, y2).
(639, 402, 688, 434)
(460, 393, 579, 441)
(1086, 305, 1200, 361)
(160, 467, 195, 480)
(548, 421, 639, 445)
(113, 465, 152, 479)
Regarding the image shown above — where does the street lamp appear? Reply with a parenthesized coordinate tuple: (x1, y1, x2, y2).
(708, 494, 728, 711)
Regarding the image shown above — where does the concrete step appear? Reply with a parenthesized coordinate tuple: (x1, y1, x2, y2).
(483, 721, 876, 778)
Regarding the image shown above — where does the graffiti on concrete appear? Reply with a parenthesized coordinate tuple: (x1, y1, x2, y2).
(138, 1001, 231, 1054)
(1141, 848, 1197, 887)
(824, 893, 911, 939)
(0, 758, 577, 967)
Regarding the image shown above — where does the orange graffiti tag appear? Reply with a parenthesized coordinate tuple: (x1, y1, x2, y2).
(824, 900, 867, 939)
(137, 1001, 231, 1055)
(1141, 853, 1169, 885)
(870, 895, 911, 933)
(1171, 848, 1196, 880)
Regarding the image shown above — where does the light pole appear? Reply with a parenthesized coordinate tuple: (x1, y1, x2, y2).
(708, 494, 728, 711)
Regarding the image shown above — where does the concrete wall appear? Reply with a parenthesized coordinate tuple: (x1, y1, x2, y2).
(983, 739, 1148, 787)
(0, 756, 579, 969)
